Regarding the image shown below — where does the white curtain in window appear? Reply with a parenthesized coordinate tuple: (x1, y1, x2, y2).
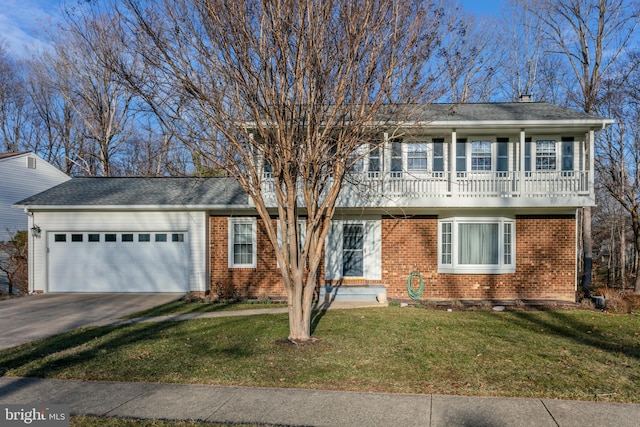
(458, 223, 499, 264)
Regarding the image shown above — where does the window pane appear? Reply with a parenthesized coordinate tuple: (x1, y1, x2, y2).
(433, 140, 444, 172)
(407, 142, 427, 171)
(122, 233, 134, 242)
(456, 140, 467, 172)
(105, 233, 117, 242)
(458, 223, 499, 265)
(88, 234, 100, 242)
(497, 142, 509, 172)
(232, 223, 252, 265)
(155, 233, 167, 242)
(471, 141, 492, 171)
(561, 138, 574, 171)
(536, 140, 556, 170)
(234, 244, 253, 264)
(54, 234, 66, 242)
(71, 234, 83, 242)
(368, 144, 380, 173)
(504, 223, 512, 265)
(172, 233, 184, 242)
(139, 233, 151, 242)
(441, 222, 452, 264)
(343, 224, 364, 277)
(391, 141, 403, 176)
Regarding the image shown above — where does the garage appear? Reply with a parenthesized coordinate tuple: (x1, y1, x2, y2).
(47, 231, 189, 292)
(15, 177, 249, 294)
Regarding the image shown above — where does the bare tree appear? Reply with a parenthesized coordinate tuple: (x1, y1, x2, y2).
(49, 11, 137, 176)
(113, 0, 446, 341)
(0, 43, 33, 152)
(597, 70, 640, 293)
(24, 55, 83, 175)
(438, 3, 502, 102)
(526, 0, 640, 295)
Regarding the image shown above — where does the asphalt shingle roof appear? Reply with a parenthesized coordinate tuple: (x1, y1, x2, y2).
(15, 177, 249, 207)
(386, 102, 609, 123)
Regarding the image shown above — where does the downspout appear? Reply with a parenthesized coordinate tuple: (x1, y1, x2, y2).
(575, 209, 579, 302)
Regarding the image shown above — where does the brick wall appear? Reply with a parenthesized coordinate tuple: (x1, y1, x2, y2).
(210, 214, 576, 302)
(210, 216, 286, 298)
(381, 215, 576, 302)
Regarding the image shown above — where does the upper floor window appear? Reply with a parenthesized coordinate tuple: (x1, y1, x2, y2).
(349, 142, 382, 176)
(525, 137, 575, 172)
(407, 142, 428, 171)
(391, 139, 445, 176)
(457, 138, 510, 173)
(536, 140, 556, 170)
(471, 141, 492, 171)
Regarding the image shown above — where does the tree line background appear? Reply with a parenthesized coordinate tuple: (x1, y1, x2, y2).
(1, 0, 639, 293)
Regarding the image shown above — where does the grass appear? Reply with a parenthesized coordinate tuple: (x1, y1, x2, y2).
(1, 307, 639, 403)
(124, 299, 287, 318)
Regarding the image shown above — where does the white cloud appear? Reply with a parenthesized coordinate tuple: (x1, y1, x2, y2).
(0, 0, 63, 57)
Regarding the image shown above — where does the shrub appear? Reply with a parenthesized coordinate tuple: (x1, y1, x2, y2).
(214, 279, 239, 301)
(0, 231, 28, 295)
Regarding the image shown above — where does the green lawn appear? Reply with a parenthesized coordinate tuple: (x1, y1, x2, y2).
(1, 307, 639, 403)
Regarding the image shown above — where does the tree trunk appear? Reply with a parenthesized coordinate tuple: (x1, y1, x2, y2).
(286, 270, 316, 342)
(632, 212, 640, 294)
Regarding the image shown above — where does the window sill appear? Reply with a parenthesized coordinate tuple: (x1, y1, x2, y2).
(438, 266, 515, 275)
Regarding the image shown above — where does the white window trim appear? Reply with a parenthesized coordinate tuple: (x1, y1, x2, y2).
(438, 217, 516, 274)
(228, 217, 257, 268)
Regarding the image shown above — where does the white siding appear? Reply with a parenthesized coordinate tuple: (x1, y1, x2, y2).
(29, 210, 207, 293)
(0, 153, 70, 241)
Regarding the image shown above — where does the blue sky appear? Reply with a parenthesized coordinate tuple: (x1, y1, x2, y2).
(0, 0, 504, 58)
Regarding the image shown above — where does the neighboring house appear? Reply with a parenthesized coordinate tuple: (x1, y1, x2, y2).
(15, 102, 613, 303)
(0, 152, 70, 242)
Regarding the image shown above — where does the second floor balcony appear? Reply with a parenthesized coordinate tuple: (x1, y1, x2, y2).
(260, 126, 601, 209)
(337, 169, 592, 208)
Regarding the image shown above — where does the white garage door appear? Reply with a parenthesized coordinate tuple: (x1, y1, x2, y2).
(48, 231, 189, 292)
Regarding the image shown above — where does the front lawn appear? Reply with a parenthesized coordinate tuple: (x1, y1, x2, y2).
(1, 307, 639, 402)
(124, 299, 288, 318)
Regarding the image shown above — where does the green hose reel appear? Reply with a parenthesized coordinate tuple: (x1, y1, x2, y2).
(407, 271, 424, 300)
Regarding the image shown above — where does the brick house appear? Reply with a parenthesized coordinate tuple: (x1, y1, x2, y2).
(16, 102, 611, 302)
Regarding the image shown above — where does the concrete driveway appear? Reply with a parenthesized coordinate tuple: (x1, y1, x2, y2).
(0, 293, 182, 350)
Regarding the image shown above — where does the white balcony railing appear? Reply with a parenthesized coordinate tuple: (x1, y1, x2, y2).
(261, 170, 591, 202)
(348, 170, 590, 198)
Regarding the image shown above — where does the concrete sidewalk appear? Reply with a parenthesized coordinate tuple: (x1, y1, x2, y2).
(1, 377, 639, 426)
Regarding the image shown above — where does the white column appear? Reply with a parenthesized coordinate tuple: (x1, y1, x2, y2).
(589, 129, 595, 195)
(520, 128, 526, 196)
(450, 129, 456, 195)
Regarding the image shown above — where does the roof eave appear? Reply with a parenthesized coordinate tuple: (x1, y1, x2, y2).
(15, 204, 254, 211)
(393, 119, 614, 129)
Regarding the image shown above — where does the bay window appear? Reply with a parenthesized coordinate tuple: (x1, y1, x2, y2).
(439, 217, 515, 274)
